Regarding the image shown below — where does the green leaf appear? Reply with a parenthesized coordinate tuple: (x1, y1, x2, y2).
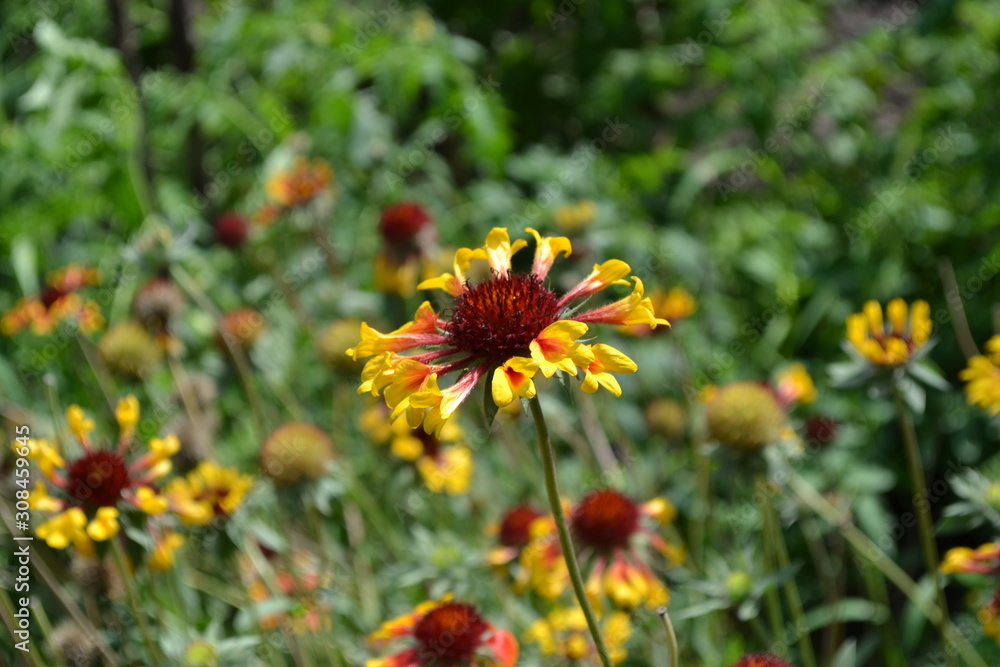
(907, 360, 951, 391)
(11, 235, 38, 297)
(829, 640, 858, 667)
(802, 599, 888, 632)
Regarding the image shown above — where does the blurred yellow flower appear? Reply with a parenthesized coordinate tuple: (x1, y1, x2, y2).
(265, 157, 333, 208)
(960, 336, 1000, 416)
(167, 461, 253, 526)
(846, 298, 931, 366)
(525, 607, 633, 664)
(148, 531, 185, 573)
(774, 363, 817, 405)
(554, 201, 597, 233)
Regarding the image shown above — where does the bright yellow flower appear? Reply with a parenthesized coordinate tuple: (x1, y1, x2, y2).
(86, 507, 120, 541)
(553, 200, 597, 233)
(134, 486, 168, 514)
(940, 543, 1000, 575)
(20, 439, 65, 480)
(525, 606, 633, 665)
(774, 362, 817, 405)
(27, 482, 63, 513)
(846, 298, 931, 366)
(265, 157, 333, 209)
(1, 265, 103, 337)
(961, 336, 1000, 416)
(580, 344, 638, 396)
(417, 445, 473, 495)
(148, 531, 185, 572)
(351, 228, 662, 434)
(166, 461, 253, 526)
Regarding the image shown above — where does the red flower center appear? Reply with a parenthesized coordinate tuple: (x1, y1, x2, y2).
(414, 602, 488, 666)
(446, 272, 561, 364)
(67, 451, 130, 509)
(731, 654, 794, 667)
(571, 489, 640, 551)
(40, 286, 67, 309)
(380, 202, 431, 245)
(415, 430, 441, 459)
(498, 505, 543, 547)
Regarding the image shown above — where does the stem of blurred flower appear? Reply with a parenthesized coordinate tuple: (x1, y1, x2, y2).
(787, 468, 986, 667)
(758, 476, 817, 667)
(657, 606, 680, 667)
(755, 472, 787, 653)
(893, 386, 956, 667)
(75, 335, 118, 410)
(110, 537, 165, 663)
(690, 435, 710, 570)
(938, 257, 980, 360)
(170, 265, 268, 436)
(167, 356, 213, 457)
(858, 546, 907, 667)
(31, 598, 63, 667)
(528, 396, 615, 667)
(0, 587, 46, 667)
(343, 502, 381, 628)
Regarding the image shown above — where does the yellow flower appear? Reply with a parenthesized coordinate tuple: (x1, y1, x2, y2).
(37, 508, 89, 550)
(961, 336, 1000, 416)
(148, 531, 185, 572)
(86, 507, 120, 541)
(265, 157, 333, 208)
(940, 543, 1000, 575)
(580, 344, 638, 396)
(352, 228, 659, 434)
(774, 362, 817, 405)
(846, 298, 931, 366)
(167, 461, 253, 526)
(66, 405, 95, 442)
(554, 201, 597, 233)
(416, 446, 473, 495)
(27, 482, 64, 513)
(134, 486, 168, 514)
(20, 439, 65, 480)
(525, 606, 633, 665)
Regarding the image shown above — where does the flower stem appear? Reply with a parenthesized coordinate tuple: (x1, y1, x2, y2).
(110, 537, 164, 664)
(528, 397, 615, 667)
(759, 477, 817, 667)
(657, 606, 681, 667)
(755, 472, 786, 652)
(893, 387, 955, 667)
(787, 469, 985, 667)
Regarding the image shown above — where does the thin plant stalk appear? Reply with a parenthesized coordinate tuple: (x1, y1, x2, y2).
(787, 468, 985, 667)
(657, 606, 681, 667)
(528, 397, 615, 667)
(110, 537, 165, 664)
(759, 479, 817, 667)
(755, 473, 786, 652)
(893, 387, 955, 667)
(0, 586, 46, 667)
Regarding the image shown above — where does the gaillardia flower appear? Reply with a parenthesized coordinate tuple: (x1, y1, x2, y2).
(216, 308, 267, 351)
(525, 606, 633, 665)
(978, 589, 1000, 646)
(349, 228, 668, 434)
(2, 264, 103, 337)
(772, 363, 817, 406)
(846, 298, 931, 366)
(23, 398, 179, 553)
(706, 382, 788, 451)
(260, 422, 335, 485)
(98, 320, 163, 378)
(166, 461, 253, 525)
(960, 336, 1000, 416)
(214, 211, 249, 248)
(243, 550, 333, 633)
(940, 543, 1000, 575)
(361, 404, 473, 494)
(521, 490, 681, 610)
(488, 503, 544, 566)
(554, 201, 597, 234)
(366, 595, 518, 667)
(374, 202, 437, 297)
(265, 157, 334, 209)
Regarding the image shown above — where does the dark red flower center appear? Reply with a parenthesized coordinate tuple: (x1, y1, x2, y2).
(214, 212, 248, 248)
(446, 272, 561, 364)
(571, 489, 640, 551)
(730, 654, 794, 667)
(380, 202, 431, 245)
(67, 451, 130, 509)
(40, 286, 67, 309)
(414, 602, 488, 666)
(498, 505, 543, 547)
(416, 430, 441, 459)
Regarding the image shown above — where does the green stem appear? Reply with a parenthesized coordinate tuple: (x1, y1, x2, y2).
(0, 586, 46, 667)
(755, 473, 786, 652)
(110, 538, 164, 663)
(760, 480, 817, 667)
(528, 397, 615, 667)
(657, 607, 681, 667)
(893, 388, 955, 667)
(787, 469, 986, 667)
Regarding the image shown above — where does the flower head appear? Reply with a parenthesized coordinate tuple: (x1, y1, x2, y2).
(525, 606, 632, 664)
(217, 308, 266, 351)
(521, 490, 680, 610)
(319, 319, 366, 373)
(728, 655, 795, 667)
(260, 422, 335, 485)
(167, 461, 253, 525)
(706, 382, 787, 451)
(2, 264, 103, 337)
(846, 298, 931, 366)
(940, 543, 1000, 575)
(27, 398, 180, 553)
(98, 320, 163, 378)
(488, 504, 544, 566)
(366, 596, 518, 667)
(375, 202, 437, 297)
(350, 228, 667, 435)
(265, 157, 333, 209)
(554, 201, 597, 233)
(214, 211, 249, 248)
(773, 363, 817, 406)
(961, 336, 1000, 416)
